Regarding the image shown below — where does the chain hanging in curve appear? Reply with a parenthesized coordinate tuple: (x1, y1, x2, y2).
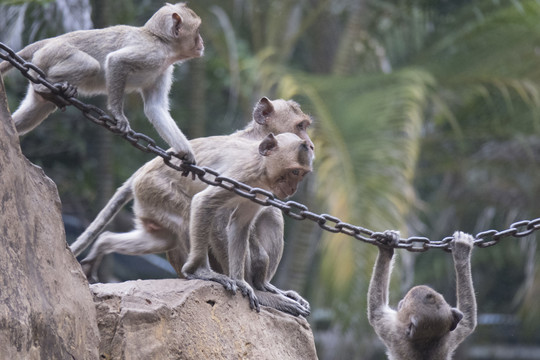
(1, 41, 539, 252)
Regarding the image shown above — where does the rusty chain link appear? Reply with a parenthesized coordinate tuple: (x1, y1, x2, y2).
(1, 41, 539, 252)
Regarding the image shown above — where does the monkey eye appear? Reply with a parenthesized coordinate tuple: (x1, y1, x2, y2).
(297, 122, 306, 131)
(292, 169, 300, 176)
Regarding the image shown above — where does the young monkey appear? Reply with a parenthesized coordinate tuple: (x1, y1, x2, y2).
(182, 132, 314, 311)
(368, 231, 477, 360)
(0, 2, 203, 163)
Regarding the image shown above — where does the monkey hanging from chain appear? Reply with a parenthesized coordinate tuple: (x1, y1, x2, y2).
(368, 230, 477, 360)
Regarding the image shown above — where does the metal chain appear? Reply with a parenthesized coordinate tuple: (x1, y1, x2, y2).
(2, 42, 539, 252)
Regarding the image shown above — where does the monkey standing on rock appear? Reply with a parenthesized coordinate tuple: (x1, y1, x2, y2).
(70, 97, 314, 316)
(0, 2, 203, 163)
(182, 132, 314, 311)
(368, 230, 477, 360)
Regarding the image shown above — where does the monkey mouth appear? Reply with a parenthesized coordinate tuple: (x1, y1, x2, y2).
(275, 183, 297, 199)
(195, 46, 205, 56)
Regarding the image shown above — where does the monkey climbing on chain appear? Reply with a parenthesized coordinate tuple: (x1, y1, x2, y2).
(71, 97, 314, 317)
(0, 2, 203, 164)
(367, 230, 477, 360)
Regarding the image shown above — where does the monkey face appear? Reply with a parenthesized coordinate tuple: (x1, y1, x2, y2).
(165, 4, 205, 59)
(273, 167, 311, 199)
(253, 98, 315, 151)
(397, 285, 463, 340)
(193, 27, 204, 56)
(258, 133, 314, 199)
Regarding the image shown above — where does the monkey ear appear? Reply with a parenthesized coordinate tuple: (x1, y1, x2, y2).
(406, 315, 418, 339)
(172, 13, 183, 36)
(259, 133, 278, 156)
(449, 308, 463, 331)
(253, 97, 275, 125)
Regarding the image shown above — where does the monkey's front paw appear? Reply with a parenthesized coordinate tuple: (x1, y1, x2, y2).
(452, 231, 474, 256)
(111, 115, 131, 133)
(236, 280, 260, 312)
(373, 230, 400, 247)
(179, 150, 196, 166)
(182, 265, 238, 294)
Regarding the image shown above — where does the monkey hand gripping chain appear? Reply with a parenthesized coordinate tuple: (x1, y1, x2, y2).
(2, 41, 539, 253)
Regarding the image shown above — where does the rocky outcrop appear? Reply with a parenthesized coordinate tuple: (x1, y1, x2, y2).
(0, 74, 318, 360)
(91, 279, 318, 360)
(0, 77, 100, 358)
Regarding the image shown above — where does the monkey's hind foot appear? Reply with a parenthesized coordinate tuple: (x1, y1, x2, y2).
(253, 281, 280, 294)
(281, 289, 311, 312)
(36, 81, 78, 110)
(79, 259, 99, 284)
(258, 292, 310, 317)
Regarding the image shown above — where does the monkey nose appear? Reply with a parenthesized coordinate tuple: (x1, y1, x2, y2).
(306, 139, 315, 151)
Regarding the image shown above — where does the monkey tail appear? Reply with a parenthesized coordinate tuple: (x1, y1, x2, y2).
(70, 176, 135, 257)
(0, 40, 48, 74)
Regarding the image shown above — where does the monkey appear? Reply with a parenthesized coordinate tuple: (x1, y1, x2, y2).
(181, 132, 314, 311)
(70, 97, 313, 316)
(367, 230, 477, 360)
(0, 2, 203, 163)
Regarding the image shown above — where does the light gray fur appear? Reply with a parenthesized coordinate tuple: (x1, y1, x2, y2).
(181, 133, 314, 312)
(72, 97, 313, 316)
(70, 175, 134, 256)
(0, 2, 204, 162)
(367, 231, 477, 360)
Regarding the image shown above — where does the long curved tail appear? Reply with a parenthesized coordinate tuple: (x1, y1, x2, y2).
(0, 40, 48, 74)
(70, 176, 135, 256)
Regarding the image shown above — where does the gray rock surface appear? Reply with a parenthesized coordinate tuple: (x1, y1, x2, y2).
(0, 74, 318, 360)
(0, 76, 100, 359)
(91, 279, 318, 360)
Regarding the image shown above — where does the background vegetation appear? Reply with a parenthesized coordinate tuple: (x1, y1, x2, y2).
(1, 0, 539, 358)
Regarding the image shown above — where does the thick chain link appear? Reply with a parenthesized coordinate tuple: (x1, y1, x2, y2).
(2, 42, 538, 252)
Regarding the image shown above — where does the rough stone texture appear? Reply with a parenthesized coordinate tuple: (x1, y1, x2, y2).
(0, 76, 100, 359)
(91, 279, 318, 360)
(0, 74, 317, 360)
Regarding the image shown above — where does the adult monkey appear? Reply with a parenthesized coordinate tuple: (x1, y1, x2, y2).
(71, 97, 313, 316)
(368, 231, 477, 360)
(0, 3, 203, 163)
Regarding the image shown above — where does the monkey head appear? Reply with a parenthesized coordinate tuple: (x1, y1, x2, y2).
(397, 285, 463, 341)
(258, 133, 314, 199)
(253, 97, 315, 151)
(146, 3, 204, 60)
